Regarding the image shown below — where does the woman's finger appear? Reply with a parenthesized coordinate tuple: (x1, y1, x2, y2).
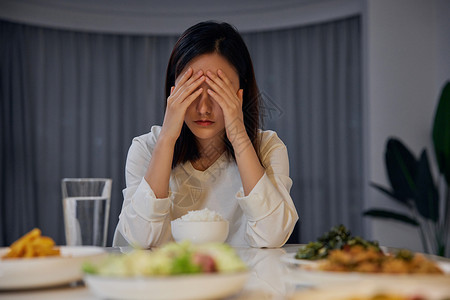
(170, 74, 204, 106)
(207, 88, 228, 110)
(206, 71, 227, 93)
(238, 89, 244, 104)
(205, 76, 231, 103)
(177, 75, 205, 103)
(181, 88, 203, 107)
(206, 70, 237, 102)
(172, 70, 203, 98)
(217, 69, 235, 91)
(174, 67, 193, 90)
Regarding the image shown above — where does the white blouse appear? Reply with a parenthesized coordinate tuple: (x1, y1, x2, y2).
(114, 125, 298, 248)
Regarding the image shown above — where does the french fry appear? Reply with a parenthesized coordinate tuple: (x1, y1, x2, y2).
(4, 228, 41, 258)
(2, 228, 60, 259)
(23, 243, 35, 258)
(31, 236, 55, 248)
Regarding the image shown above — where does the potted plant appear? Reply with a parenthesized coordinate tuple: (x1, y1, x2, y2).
(364, 82, 450, 257)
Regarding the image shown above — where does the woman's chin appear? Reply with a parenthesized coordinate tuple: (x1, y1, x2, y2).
(190, 129, 225, 143)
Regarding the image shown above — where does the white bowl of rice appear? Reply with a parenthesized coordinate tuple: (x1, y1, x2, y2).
(171, 208, 229, 244)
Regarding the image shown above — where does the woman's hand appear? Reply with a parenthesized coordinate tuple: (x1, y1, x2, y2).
(206, 69, 264, 195)
(160, 68, 205, 142)
(145, 68, 204, 198)
(205, 69, 246, 146)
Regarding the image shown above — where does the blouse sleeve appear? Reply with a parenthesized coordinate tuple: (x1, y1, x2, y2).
(236, 131, 299, 248)
(115, 129, 173, 248)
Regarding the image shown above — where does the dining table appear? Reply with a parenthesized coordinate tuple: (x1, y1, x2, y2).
(2, 244, 450, 300)
(0, 244, 308, 300)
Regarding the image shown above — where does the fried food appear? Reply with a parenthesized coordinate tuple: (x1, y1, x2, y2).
(2, 228, 60, 259)
(319, 245, 443, 274)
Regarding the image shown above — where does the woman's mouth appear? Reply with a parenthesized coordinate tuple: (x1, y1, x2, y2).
(194, 120, 214, 126)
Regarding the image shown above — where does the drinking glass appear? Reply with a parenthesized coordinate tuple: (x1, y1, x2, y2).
(62, 178, 112, 246)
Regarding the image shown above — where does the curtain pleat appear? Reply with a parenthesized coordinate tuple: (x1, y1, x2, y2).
(0, 17, 361, 246)
(1, 23, 38, 244)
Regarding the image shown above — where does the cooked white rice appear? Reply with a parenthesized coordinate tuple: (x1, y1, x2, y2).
(175, 208, 224, 222)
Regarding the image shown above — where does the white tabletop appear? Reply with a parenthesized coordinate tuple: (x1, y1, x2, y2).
(4, 245, 449, 300)
(0, 244, 304, 300)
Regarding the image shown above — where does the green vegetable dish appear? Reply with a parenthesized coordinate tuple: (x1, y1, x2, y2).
(295, 225, 381, 260)
(83, 241, 247, 277)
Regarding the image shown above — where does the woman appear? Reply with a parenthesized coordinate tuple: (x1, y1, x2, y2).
(114, 21, 298, 248)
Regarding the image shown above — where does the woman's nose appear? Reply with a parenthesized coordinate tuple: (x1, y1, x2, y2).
(196, 87, 212, 115)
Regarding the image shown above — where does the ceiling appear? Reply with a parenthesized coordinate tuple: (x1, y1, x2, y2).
(0, 0, 361, 34)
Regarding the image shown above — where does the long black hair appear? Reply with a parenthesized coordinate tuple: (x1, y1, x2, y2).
(165, 21, 261, 169)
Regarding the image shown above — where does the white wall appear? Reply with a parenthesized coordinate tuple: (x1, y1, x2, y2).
(364, 0, 450, 253)
(435, 0, 450, 91)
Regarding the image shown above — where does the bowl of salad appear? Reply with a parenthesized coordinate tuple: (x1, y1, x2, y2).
(82, 241, 249, 300)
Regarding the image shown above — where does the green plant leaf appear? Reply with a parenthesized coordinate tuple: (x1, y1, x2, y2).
(370, 182, 411, 208)
(432, 81, 450, 185)
(385, 138, 418, 200)
(414, 150, 439, 222)
(363, 209, 419, 226)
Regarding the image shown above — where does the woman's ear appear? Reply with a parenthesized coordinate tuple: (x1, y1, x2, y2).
(238, 89, 244, 103)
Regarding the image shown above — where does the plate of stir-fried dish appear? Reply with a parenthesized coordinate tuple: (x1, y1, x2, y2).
(281, 225, 450, 287)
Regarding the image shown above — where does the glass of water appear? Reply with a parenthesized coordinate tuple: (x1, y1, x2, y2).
(62, 178, 112, 247)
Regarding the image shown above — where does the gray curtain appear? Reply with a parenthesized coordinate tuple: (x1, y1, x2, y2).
(0, 16, 362, 246)
(244, 18, 363, 242)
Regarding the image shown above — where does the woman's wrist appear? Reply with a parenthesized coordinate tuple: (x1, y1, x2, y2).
(231, 134, 253, 158)
(227, 122, 251, 156)
(157, 130, 178, 148)
(144, 129, 177, 199)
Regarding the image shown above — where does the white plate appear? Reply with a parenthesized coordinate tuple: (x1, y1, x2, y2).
(0, 246, 106, 290)
(290, 280, 450, 300)
(284, 258, 450, 287)
(84, 271, 250, 300)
